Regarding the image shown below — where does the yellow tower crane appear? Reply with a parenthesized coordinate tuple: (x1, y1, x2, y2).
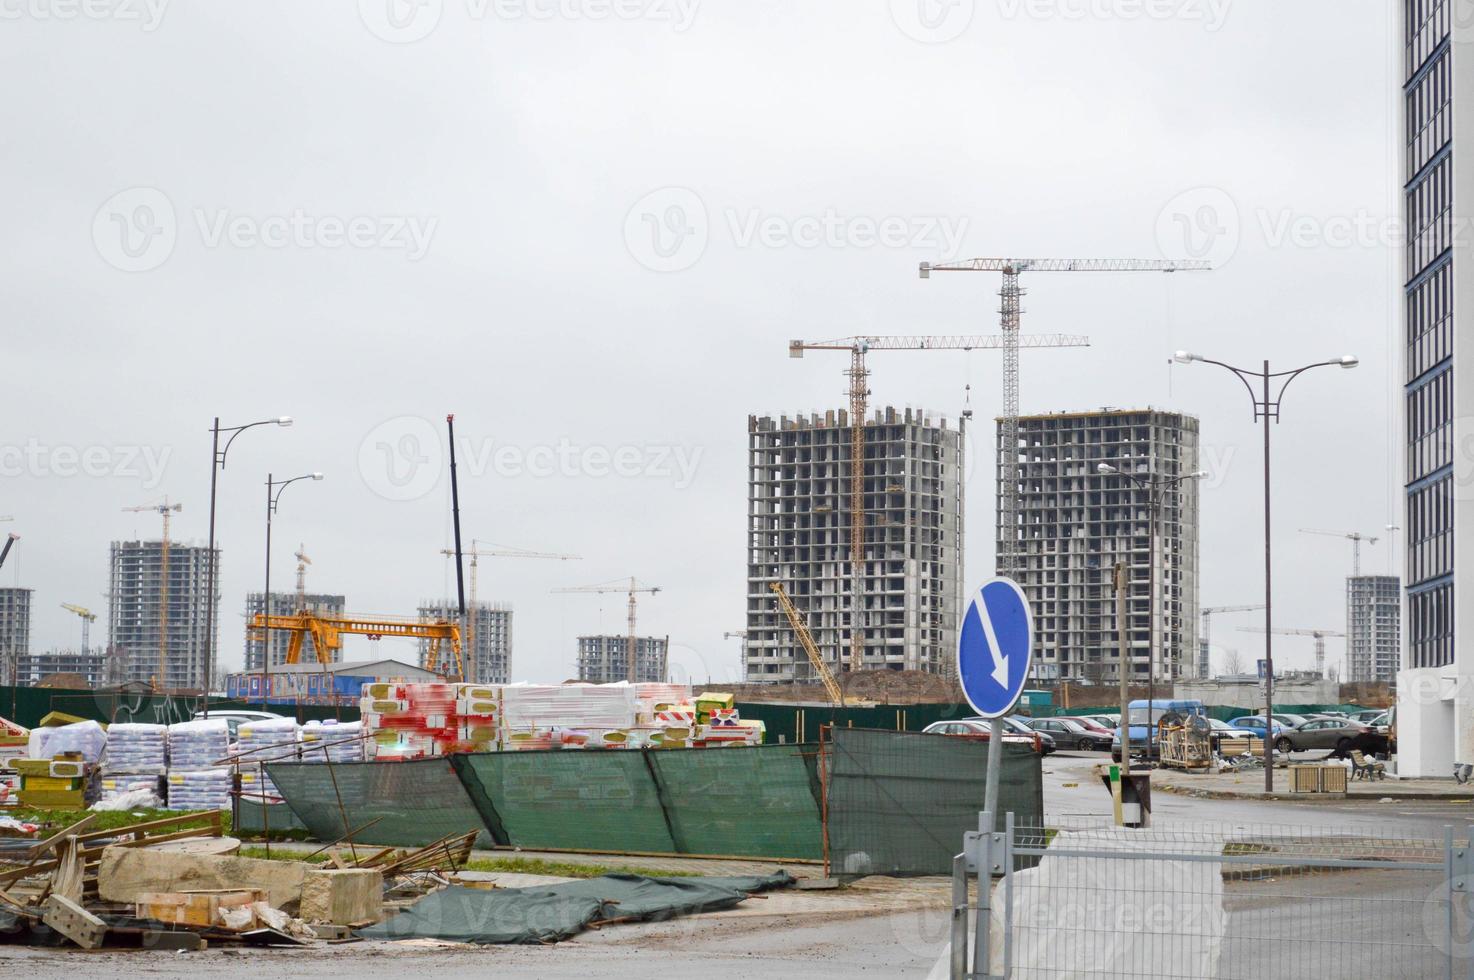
(789, 332, 1089, 673)
(553, 578, 660, 682)
(438, 541, 581, 681)
(124, 499, 182, 690)
(60, 603, 97, 655)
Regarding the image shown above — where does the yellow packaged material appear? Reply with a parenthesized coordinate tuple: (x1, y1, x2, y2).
(21, 775, 83, 792)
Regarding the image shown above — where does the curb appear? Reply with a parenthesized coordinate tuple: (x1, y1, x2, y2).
(1154, 781, 1474, 803)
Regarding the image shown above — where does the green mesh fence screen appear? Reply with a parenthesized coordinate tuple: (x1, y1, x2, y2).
(454, 750, 675, 853)
(825, 727, 1043, 877)
(647, 744, 822, 860)
(233, 798, 308, 835)
(266, 759, 496, 848)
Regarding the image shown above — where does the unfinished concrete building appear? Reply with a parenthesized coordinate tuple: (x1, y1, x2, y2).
(0, 588, 31, 686)
(417, 600, 512, 685)
(107, 540, 218, 690)
(745, 408, 963, 683)
(577, 635, 667, 684)
(1010, 409, 1200, 683)
(1347, 575, 1400, 683)
(243, 591, 348, 670)
(16, 650, 107, 688)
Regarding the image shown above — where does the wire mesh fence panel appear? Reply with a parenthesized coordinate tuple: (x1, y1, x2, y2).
(648, 744, 823, 859)
(996, 817, 1459, 980)
(828, 728, 1043, 877)
(456, 749, 676, 854)
(266, 758, 495, 847)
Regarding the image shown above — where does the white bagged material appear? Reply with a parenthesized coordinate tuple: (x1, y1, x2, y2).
(92, 785, 163, 811)
(102, 723, 167, 775)
(500, 683, 640, 732)
(167, 719, 229, 771)
(30, 720, 108, 763)
(299, 720, 364, 763)
(234, 718, 298, 796)
(166, 767, 232, 811)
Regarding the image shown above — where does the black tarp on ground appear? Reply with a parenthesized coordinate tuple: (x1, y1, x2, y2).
(355, 872, 795, 945)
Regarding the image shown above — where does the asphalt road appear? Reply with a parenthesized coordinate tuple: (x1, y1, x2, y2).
(1043, 750, 1473, 837)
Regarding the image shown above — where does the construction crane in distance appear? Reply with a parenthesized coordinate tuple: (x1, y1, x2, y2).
(553, 577, 660, 683)
(919, 257, 1212, 579)
(1199, 604, 1266, 678)
(768, 582, 845, 706)
(1237, 625, 1345, 677)
(0, 533, 17, 572)
(1299, 528, 1380, 576)
(60, 603, 97, 654)
(789, 332, 1089, 673)
(293, 544, 311, 610)
(441, 541, 581, 680)
(124, 499, 182, 690)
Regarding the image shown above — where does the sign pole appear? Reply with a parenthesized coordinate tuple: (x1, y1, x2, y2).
(983, 718, 1003, 822)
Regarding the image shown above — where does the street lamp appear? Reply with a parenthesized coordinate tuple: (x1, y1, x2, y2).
(1172, 351, 1357, 791)
(259, 472, 323, 710)
(1097, 461, 1206, 765)
(204, 416, 292, 714)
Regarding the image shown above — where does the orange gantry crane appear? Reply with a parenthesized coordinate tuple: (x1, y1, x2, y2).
(124, 498, 182, 689)
(249, 611, 463, 678)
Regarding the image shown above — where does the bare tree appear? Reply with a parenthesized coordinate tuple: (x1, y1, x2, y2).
(1221, 649, 1245, 676)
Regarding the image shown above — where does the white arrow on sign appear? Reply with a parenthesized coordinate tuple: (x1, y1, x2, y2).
(974, 588, 1010, 687)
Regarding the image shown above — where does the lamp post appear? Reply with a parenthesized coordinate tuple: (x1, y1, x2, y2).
(205, 416, 292, 715)
(1172, 352, 1358, 790)
(260, 472, 323, 711)
(1097, 461, 1206, 765)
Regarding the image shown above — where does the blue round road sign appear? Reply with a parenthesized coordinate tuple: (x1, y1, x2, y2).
(957, 576, 1033, 719)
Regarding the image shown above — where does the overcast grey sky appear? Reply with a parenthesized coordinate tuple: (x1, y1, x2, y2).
(2, 0, 1399, 683)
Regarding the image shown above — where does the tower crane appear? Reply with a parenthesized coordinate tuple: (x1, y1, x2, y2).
(553, 577, 660, 682)
(768, 582, 844, 706)
(124, 499, 182, 690)
(919, 257, 1211, 580)
(1199, 604, 1265, 678)
(1299, 528, 1380, 576)
(789, 332, 1089, 672)
(1237, 625, 1345, 677)
(293, 544, 311, 610)
(439, 541, 581, 681)
(60, 603, 97, 655)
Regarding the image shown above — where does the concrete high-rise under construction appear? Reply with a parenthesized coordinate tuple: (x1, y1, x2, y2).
(1346, 575, 1399, 683)
(417, 600, 512, 685)
(577, 635, 667, 684)
(108, 540, 218, 690)
(0, 588, 32, 686)
(1009, 409, 1200, 683)
(244, 592, 348, 670)
(744, 408, 964, 683)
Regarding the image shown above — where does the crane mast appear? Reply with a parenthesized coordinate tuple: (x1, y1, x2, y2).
(920, 257, 1209, 577)
(769, 582, 844, 706)
(789, 331, 1089, 673)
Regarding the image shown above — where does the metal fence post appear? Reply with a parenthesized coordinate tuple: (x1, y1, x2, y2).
(1003, 811, 1014, 978)
(973, 810, 993, 979)
(951, 853, 969, 980)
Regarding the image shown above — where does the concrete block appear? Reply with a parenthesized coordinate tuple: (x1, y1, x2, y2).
(299, 868, 382, 925)
(98, 846, 307, 909)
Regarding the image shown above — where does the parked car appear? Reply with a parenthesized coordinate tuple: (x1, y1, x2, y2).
(1003, 716, 1058, 754)
(1026, 717, 1112, 751)
(1207, 717, 1259, 751)
(1349, 709, 1388, 725)
(191, 709, 287, 739)
(1274, 718, 1389, 755)
(1227, 716, 1290, 739)
(1270, 713, 1311, 728)
(1073, 717, 1115, 736)
(1081, 714, 1120, 730)
(923, 718, 1053, 754)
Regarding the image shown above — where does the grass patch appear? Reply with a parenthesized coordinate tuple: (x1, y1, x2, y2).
(235, 847, 696, 879)
(7, 807, 229, 835)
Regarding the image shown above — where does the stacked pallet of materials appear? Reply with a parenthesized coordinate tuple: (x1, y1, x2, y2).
(299, 719, 366, 763)
(166, 719, 231, 811)
(234, 717, 299, 801)
(361, 682, 463, 760)
(15, 755, 97, 809)
(99, 723, 167, 807)
(0, 717, 28, 807)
